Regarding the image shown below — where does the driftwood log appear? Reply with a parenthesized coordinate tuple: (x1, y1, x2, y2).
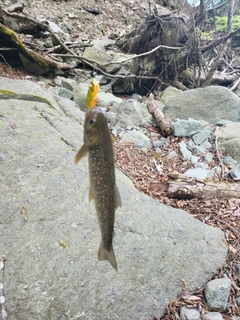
(151, 175, 240, 200)
(146, 93, 173, 137)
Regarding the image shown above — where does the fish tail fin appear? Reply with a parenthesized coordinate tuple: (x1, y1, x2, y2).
(98, 241, 118, 271)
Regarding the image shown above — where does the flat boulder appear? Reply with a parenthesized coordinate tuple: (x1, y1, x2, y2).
(0, 78, 228, 319)
(163, 86, 240, 122)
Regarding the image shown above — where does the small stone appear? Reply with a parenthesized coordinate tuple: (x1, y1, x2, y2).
(184, 168, 214, 180)
(173, 119, 203, 138)
(205, 153, 213, 163)
(222, 156, 236, 166)
(187, 139, 195, 151)
(166, 151, 178, 159)
(44, 37, 53, 48)
(179, 141, 192, 160)
(195, 162, 209, 170)
(235, 297, 240, 307)
(58, 87, 73, 100)
(205, 277, 231, 311)
(180, 306, 200, 320)
(233, 263, 240, 276)
(193, 129, 211, 145)
(191, 155, 199, 164)
(120, 130, 152, 149)
(228, 162, 240, 181)
(153, 140, 165, 148)
(203, 312, 223, 320)
(187, 138, 206, 154)
(192, 145, 206, 155)
(61, 78, 78, 91)
(200, 140, 212, 149)
(216, 119, 232, 126)
(130, 93, 143, 102)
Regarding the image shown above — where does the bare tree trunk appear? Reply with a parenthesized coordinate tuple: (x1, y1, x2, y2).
(227, 0, 235, 33)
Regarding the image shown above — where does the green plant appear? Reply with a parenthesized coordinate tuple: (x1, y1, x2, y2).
(214, 15, 240, 32)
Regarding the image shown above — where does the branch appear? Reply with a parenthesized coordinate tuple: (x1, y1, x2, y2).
(51, 53, 161, 80)
(202, 27, 240, 53)
(102, 44, 183, 66)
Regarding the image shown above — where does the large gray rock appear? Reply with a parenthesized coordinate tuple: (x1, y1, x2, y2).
(163, 86, 240, 122)
(160, 86, 181, 105)
(109, 98, 150, 128)
(213, 122, 240, 161)
(0, 78, 228, 320)
(83, 46, 120, 74)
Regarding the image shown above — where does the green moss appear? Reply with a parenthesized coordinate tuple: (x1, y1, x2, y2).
(0, 23, 49, 68)
(0, 90, 55, 108)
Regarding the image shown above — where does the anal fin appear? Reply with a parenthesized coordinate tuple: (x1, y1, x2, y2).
(114, 184, 122, 209)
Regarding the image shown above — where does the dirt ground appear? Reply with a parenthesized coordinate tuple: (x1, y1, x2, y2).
(29, 0, 149, 41)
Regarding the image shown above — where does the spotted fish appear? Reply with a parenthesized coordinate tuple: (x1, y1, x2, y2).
(75, 107, 121, 270)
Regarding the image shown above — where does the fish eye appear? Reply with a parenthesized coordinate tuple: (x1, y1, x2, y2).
(89, 118, 96, 126)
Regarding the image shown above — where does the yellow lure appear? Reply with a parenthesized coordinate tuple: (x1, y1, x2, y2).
(86, 75, 103, 110)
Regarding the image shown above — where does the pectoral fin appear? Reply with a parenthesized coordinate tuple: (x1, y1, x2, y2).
(75, 145, 87, 163)
(114, 185, 122, 209)
(88, 186, 94, 202)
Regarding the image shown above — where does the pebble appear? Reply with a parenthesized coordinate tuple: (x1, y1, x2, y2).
(120, 130, 152, 149)
(58, 87, 73, 100)
(173, 119, 203, 137)
(193, 129, 211, 145)
(235, 297, 240, 307)
(204, 276, 231, 311)
(180, 306, 200, 320)
(195, 162, 209, 170)
(228, 162, 240, 181)
(61, 78, 78, 91)
(222, 155, 236, 166)
(200, 140, 212, 149)
(203, 312, 223, 320)
(204, 152, 213, 162)
(233, 263, 240, 276)
(179, 141, 192, 160)
(166, 151, 178, 159)
(184, 168, 214, 180)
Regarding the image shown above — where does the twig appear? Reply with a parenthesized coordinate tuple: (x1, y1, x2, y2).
(229, 76, 240, 91)
(0, 54, 9, 66)
(214, 128, 225, 179)
(0, 255, 7, 320)
(51, 53, 161, 80)
(102, 44, 183, 66)
(212, 216, 239, 238)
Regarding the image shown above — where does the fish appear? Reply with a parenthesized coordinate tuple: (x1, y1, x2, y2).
(86, 75, 103, 110)
(75, 106, 121, 270)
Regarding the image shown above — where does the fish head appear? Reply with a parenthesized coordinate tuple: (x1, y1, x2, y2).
(84, 107, 106, 147)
